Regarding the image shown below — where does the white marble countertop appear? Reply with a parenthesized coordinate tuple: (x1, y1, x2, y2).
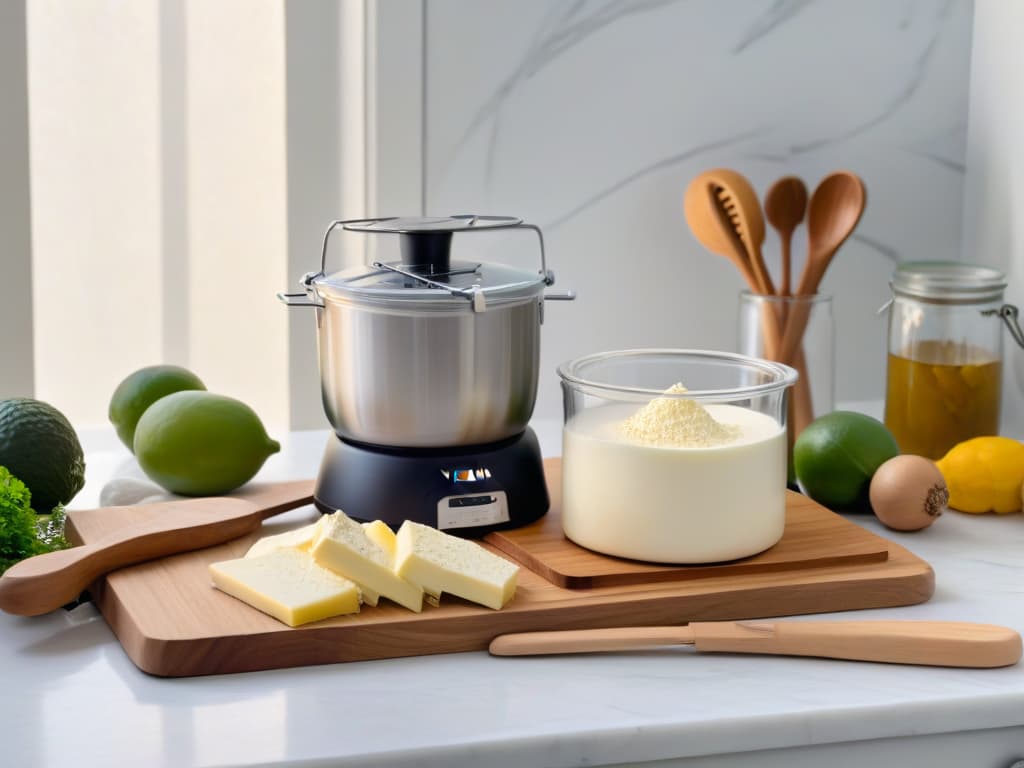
(4, 414, 1024, 768)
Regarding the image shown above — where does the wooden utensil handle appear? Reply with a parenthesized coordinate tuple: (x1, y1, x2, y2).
(490, 621, 1022, 668)
(0, 545, 114, 615)
(693, 620, 1022, 668)
(0, 499, 261, 616)
(777, 298, 814, 367)
(490, 625, 694, 656)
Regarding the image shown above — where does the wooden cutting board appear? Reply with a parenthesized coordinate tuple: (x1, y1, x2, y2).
(488, 493, 888, 589)
(66, 459, 934, 677)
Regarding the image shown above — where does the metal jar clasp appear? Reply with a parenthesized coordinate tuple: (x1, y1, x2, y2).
(982, 304, 1024, 349)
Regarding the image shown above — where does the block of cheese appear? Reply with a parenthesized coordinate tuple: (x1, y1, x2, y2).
(246, 517, 380, 606)
(361, 520, 396, 559)
(362, 519, 441, 606)
(209, 548, 361, 627)
(394, 521, 519, 610)
(245, 518, 324, 559)
(312, 511, 424, 613)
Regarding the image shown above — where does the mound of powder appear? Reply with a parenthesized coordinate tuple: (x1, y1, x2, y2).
(619, 383, 741, 448)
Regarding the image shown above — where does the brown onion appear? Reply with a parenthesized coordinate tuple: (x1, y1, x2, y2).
(868, 455, 948, 531)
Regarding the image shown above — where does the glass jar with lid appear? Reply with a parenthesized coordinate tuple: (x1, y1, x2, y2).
(883, 261, 1024, 459)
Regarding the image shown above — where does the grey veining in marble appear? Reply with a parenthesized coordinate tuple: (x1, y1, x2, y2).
(425, 0, 974, 420)
(734, 0, 815, 54)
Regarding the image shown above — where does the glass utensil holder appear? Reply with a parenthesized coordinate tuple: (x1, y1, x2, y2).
(883, 261, 1024, 460)
(737, 291, 834, 438)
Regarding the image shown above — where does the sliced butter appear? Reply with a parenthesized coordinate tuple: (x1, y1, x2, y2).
(361, 520, 397, 559)
(313, 511, 424, 613)
(362, 519, 441, 606)
(394, 521, 519, 610)
(245, 518, 324, 559)
(209, 548, 361, 627)
(246, 517, 380, 606)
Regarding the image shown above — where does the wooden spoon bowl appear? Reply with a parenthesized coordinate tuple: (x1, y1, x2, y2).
(684, 171, 759, 292)
(764, 176, 808, 297)
(702, 169, 773, 295)
(798, 171, 866, 296)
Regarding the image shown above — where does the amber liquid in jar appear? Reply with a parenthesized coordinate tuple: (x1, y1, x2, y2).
(884, 340, 1000, 459)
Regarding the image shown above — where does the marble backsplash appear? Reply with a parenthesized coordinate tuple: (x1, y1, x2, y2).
(423, 0, 974, 421)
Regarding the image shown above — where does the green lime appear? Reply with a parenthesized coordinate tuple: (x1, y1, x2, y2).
(109, 365, 206, 452)
(133, 391, 280, 496)
(794, 411, 900, 511)
(0, 398, 85, 512)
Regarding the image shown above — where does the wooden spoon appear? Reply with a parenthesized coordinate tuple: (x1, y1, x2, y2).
(490, 620, 1023, 668)
(764, 176, 808, 298)
(778, 171, 866, 367)
(796, 171, 866, 295)
(0, 479, 314, 616)
(703, 168, 774, 295)
(764, 176, 814, 434)
(684, 170, 783, 359)
(683, 171, 760, 292)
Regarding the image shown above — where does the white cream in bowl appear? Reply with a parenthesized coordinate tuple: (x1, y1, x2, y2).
(561, 388, 786, 564)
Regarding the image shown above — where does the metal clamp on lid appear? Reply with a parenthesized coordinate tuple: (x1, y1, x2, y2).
(371, 261, 489, 313)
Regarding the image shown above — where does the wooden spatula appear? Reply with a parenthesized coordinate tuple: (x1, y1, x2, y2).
(0, 479, 314, 617)
(489, 620, 1023, 668)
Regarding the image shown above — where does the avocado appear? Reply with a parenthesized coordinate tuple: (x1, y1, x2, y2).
(0, 398, 85, 512)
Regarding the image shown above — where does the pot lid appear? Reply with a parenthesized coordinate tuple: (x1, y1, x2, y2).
(307, 215, 550, 312)
(311, 259, 546, 312)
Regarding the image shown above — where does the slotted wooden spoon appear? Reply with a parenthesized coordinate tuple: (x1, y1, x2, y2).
(0, 479, 314, 616)
(683, 171, 761, 293)
(703, 168, 775, 296)
(684, 170, 783, 360)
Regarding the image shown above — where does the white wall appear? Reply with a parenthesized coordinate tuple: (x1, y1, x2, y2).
(183, 0, 290, 430)
(21, 0, 353, 431)
(26, 0, 164, 421)
(422, 0, 975, 421)
(961, 0, 1024, 435)
(0, 0, 33, 400)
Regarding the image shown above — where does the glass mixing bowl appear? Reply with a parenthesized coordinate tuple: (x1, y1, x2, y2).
(556, 349, 798, 564)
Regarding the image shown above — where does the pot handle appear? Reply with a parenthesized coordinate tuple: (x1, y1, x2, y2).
(276, 292, 323, 308)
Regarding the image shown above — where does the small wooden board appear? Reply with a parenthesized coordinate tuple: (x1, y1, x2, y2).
(66, 459, 934, 677)
(487, 491, 888, 589)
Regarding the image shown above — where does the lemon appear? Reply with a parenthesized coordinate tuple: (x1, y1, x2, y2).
(133, 391, 280, 496)
(109, 365, 206, 452)
(935, 436, 1024, 514)
(793, 411, 900, 511)
(0, 398, 85, 512)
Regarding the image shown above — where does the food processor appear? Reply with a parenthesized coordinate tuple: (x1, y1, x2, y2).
(279, 215, 574, 536)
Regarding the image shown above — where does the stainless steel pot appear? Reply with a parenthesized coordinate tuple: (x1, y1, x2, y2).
(279, 216, 574, 448)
